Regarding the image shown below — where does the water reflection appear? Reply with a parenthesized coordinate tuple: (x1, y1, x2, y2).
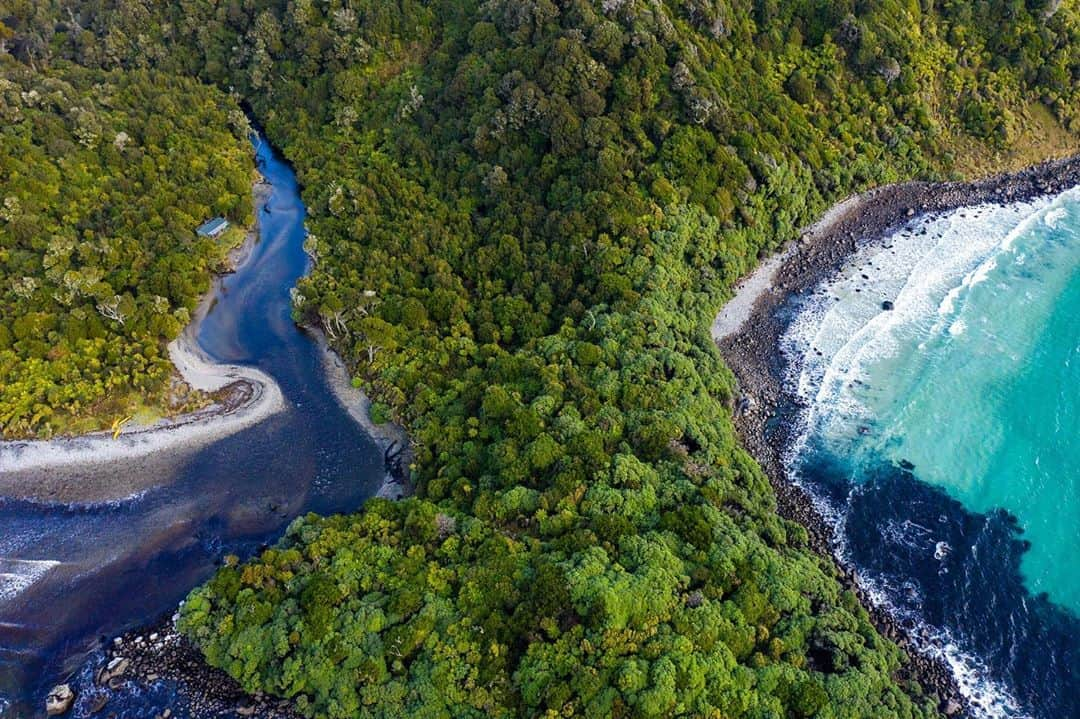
(0, 136, 383, 713)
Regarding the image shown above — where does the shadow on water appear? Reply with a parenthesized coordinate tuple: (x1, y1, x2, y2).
(0, 136, 385, 714)
(795, 447, 1080, 718)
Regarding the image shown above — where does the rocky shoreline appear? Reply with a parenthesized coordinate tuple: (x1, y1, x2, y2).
(38, 154, 1079, 716)
(51, 614, 302, 718)
(41, 336, 421, 717)
(32, 154, 422, 718)
(714, 154, 1080, 717)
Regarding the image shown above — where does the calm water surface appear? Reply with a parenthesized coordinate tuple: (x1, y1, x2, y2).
(6, 141, 1077, 718)
(0, 137, 383, 714)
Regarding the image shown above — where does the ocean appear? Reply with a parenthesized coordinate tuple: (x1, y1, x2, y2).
(781, 187, 1080, 718)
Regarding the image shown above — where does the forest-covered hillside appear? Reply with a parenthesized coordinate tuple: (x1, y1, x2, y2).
(2, 0, 1078, 716)
(0, 58, 253, 437)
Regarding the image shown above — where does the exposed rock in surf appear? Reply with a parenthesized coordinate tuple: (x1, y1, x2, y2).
(45, 684, 74, 716)
(97, 656, 129, 685)
(74, 617, 300, 718)
(710, 153, 1080, 719)
(86, 691, 109, 713)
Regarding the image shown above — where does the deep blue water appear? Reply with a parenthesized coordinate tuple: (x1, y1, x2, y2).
(0, 137, 384, 715)
(782, 190, 1080, 718)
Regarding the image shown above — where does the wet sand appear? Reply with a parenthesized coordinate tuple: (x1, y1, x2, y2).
(7, 135, 402, 718)
(0, 177, 414, 506)
(0, 181, 284, 504)
(311, 326, 414, 499)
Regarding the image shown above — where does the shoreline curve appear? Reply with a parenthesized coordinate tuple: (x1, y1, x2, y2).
(713, 154, 1080, 715)
(0, 179, 286, 500)
(308, 325, 415, 500)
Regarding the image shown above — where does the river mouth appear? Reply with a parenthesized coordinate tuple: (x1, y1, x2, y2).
(0, 137, 385, 714)
(779, 188, 1080, 718)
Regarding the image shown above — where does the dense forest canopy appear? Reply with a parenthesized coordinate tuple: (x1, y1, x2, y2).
(0, 58, 253, 437)
(2, 0, 1078, 716)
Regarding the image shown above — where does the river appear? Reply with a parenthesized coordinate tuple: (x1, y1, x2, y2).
(0, 137, 385, 715)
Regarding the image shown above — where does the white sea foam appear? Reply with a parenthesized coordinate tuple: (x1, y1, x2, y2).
(0, 558, 60, 603)
(926, 633, 1032, 718)
(939, 284, 963, 316)
(781, 193, 1072, 452)
(778, 185, 1080, 719)
(852, 565, 1031, 718)
(782, 467, 1033, 719)
(1044, 206, 1068, 229)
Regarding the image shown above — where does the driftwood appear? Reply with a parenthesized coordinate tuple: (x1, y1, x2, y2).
(383, 440, 409, 484)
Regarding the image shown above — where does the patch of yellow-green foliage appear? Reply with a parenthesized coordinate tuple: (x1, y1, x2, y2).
(3, 0, 1079, 716)
(0, 60, 252, 437)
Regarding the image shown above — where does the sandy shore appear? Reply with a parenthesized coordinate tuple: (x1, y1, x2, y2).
(34, 330, 419, 714)
(0, 180, 285, 503)
(711, 191, 882, 341)
(308, 326, 414, 500)
(0, 173, 416, 507)
(714, 154, 1080, 716)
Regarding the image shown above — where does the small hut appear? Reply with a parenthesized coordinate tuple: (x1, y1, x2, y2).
(196, 217, 230, 238)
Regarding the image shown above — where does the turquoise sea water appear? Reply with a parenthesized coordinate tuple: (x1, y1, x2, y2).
(783, 187, 1080, 717)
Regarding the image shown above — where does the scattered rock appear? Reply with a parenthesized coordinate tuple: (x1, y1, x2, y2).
(72, 616, 303, 718)
(45, 684, 75, 716)
(706, 150, 1080, 719)
(99, 656, 130, 684)
(88, 692, 109, 714)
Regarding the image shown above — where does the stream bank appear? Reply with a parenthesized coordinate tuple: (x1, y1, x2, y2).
(0, 134, 399, 717)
